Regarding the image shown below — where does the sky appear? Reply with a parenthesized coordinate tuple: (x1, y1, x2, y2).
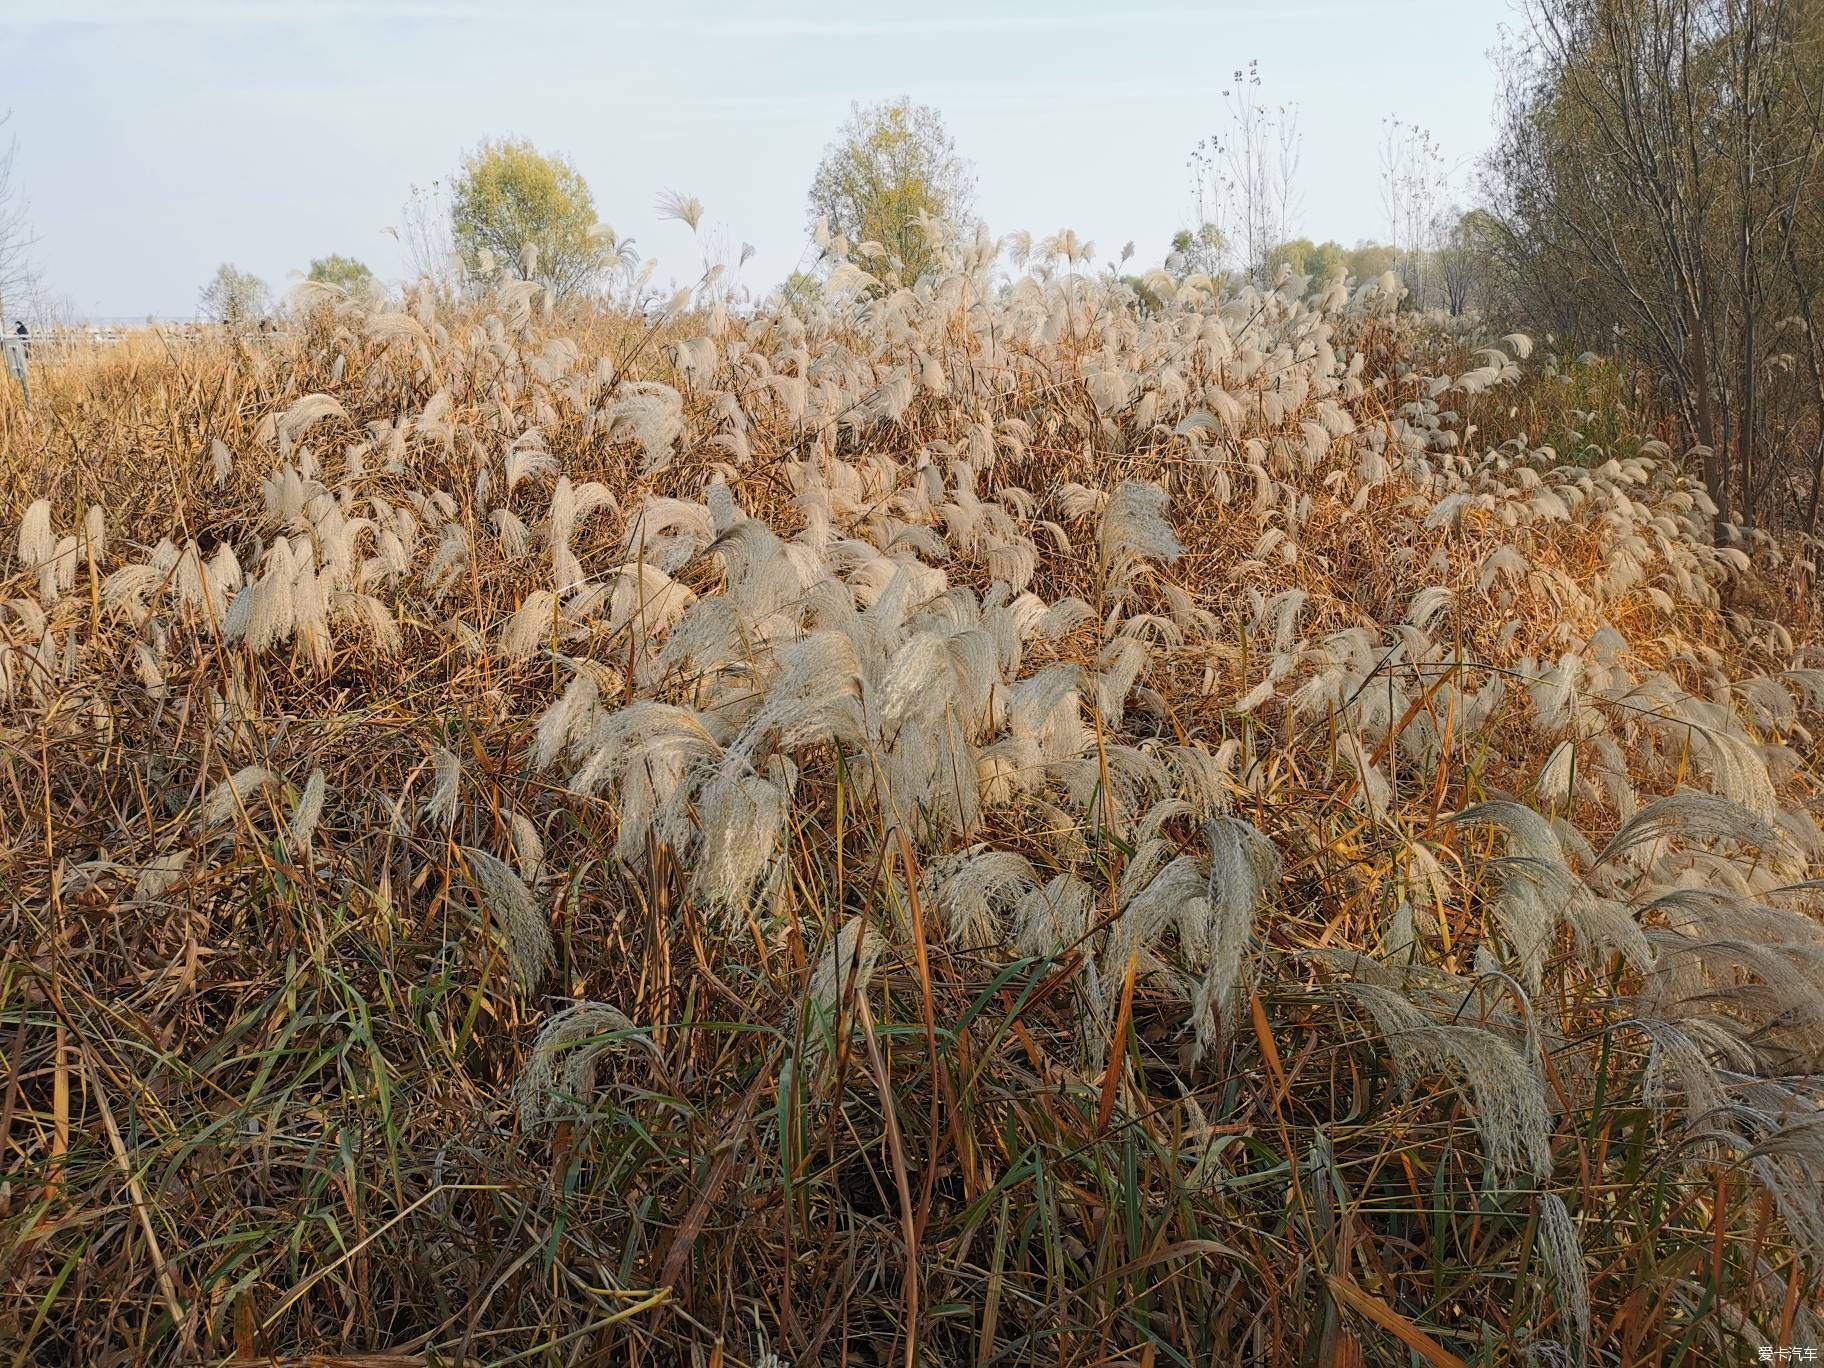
(2, 0, 1512, 321)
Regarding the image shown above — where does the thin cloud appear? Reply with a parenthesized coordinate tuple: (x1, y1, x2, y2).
(9, 0, 1428, 28)
(700, 1, 1431, 37)
(3, 0, 493, 22)
(704, 12, 1195, 38)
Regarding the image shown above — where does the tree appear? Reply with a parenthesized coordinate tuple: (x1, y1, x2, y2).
(1379, 118, 1445, 303)
(449, 138, 612, 298)
(807, 97, 975, 286)
(392, 179, 458, 292)
(1485, 0, 1824, 528)
(1343, 242, 1397, 284)
(1119, 274, 1168, 314)
(1167, 224, 1226, 281)
(1189, 61, 1302, 284)
(199, 263, 270, 325)
(1434, 209, 1499, 316)
(777, 270, 823, 314)
(308, 253, 376, 296)
(1265, 238, 1346, 287)
(0, 111, 35, 328)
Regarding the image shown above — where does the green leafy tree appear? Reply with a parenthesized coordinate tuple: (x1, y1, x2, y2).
(777, 269, 823, 313)
(1342, 242, 1397, 283)
(1119, 274, 1167, 314)
(307, 254, 376, 296)
(1265, 237, 1346, 286)
(449, 137, 611, 298)
(198, 263, 270, 325)
(807, 98, 975, 285)
(1167, 223, 1225, 280)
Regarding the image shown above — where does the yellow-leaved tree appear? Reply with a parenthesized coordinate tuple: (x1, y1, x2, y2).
(449, 137, 613, 299)
(307, 254, 376, 296)
(807, 98, 974, 286)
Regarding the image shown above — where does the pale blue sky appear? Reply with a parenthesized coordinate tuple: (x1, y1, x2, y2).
(2, 0, 1511, 319)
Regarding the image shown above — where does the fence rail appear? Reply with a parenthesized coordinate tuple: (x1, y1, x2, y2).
(14, 322, 214, 353)
(5, 322, 301, 372)
(5, 324, 282, 404)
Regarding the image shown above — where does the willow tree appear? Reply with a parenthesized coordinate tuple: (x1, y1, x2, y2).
(807, 98, 975, 285)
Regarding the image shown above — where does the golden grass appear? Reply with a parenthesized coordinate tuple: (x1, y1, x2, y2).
(0, 263, 1820, 1365)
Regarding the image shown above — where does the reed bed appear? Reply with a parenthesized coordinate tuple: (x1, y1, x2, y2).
(1, 236, 1820, 1365)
